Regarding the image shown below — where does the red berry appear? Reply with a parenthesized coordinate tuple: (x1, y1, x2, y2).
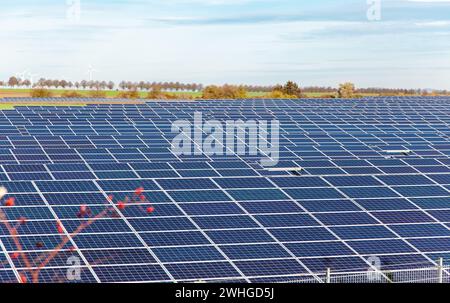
(147, 206, 155, 214)
(20, 273, 27, 283)
(135, 187, 144, 196)
(10, 252, 19, 259)
(57, 222, 64, 234)
(78, 205, 88, 217)
(4, 197, 15, 207)
(117, 201, 126, 210)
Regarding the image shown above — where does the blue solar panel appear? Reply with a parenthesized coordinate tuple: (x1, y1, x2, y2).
(1, 97, 450, 283)
(286, 242, 355, 257)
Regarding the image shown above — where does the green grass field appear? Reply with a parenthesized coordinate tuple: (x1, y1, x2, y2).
(0, 88, 307, 98)
(0, 88, 384, 100)
(0, 88, 204, 98)
(0, 104, 17, 110)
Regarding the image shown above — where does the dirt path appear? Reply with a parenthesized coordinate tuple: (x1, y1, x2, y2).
(0, 91, 30, 98)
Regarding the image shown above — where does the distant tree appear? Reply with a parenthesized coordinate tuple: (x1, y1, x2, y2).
(338, 82, 356, 98)
(107, 81, 115, 90)
(283, 81, 303, 97)
(272, 84, 283, 92)
(35, 78, 46, 88)
(8, 76, 19, 88)
(22, 79, 31, 88)
(270, 81, 303, 98)
(303, 86, 336, 94)
(60, 80, 68, 89)
(93, 81, 101, 90)
(125, 81, 135, 90)
(138, 81, 146, 91)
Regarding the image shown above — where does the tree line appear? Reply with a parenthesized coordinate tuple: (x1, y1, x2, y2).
(21, 81, 450, 99)
(0, 77, 206, 92)
(0, 76, 276, 93)
(2, 75, 450, 99)
(301, 85, 450, 97)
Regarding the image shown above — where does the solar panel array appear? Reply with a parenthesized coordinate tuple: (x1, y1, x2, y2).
(1, 97, 450, 283)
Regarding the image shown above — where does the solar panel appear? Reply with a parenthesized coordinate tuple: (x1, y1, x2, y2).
(1, 97, 450, 283)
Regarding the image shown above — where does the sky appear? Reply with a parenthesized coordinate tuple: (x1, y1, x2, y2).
(0, 0, 449, 89)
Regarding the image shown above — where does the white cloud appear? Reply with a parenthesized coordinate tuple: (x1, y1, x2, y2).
(415, 20, 450, 26)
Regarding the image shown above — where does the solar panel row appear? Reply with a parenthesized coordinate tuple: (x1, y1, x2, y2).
(0, 97, 450, 283)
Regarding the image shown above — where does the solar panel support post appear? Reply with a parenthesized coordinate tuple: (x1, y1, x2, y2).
(326, 268, 331, 284)
(438, 258, 444, 284)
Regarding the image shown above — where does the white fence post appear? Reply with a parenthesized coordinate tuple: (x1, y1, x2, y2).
(438, 258, 444, 283)
(326, 268, 331, 284)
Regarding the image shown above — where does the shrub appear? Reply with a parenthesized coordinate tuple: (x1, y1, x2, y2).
(272, 81, 303, 98)
(30, 88, 53, 98)
(118, 90, 140, 99)
(202, 85, 248, 99)
(146, 89, 193, 100)
(146, 88, 165, 99)
(61, 91, 83, 98)
(88, 90, 107, 98)
(338, 82, 356, 98)
(263, 90, 298, 99)
(202, 85, 223, 99)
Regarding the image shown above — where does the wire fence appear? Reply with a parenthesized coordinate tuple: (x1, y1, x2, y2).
(283, 259, 450, 284)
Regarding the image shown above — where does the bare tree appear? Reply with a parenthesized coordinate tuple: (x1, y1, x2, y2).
(60, 80, 68, 89)
(8, 76, 19, 88)
(22, 79, 31, 88)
